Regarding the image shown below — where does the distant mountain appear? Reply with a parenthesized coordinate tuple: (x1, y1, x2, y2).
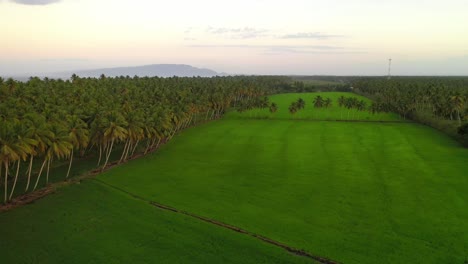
(71, 64, 220, 78)
(2, 64, 222, 81)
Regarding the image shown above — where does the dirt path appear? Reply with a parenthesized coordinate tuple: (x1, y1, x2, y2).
(93, 178, 340, 264)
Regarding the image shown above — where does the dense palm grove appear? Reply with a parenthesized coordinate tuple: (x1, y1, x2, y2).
(0, 75, 288, 203)
(353, 77, 468, 145)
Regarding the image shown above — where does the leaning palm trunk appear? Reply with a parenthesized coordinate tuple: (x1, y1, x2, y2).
(9, 160, 21, 200)
(155, 138, 161, 149)
(25, 155, 34, 192)
(144, 139, 152, 154)
(124, 141, 132, 160)
(97, 145, 103, 166)
(4, 162, 8, 203)
(46, 158, 52, 184)
(33, 159, 48, 191)
(119, 140, 130, 163)
(131, 140, 140, 156)
(66, 149, 74, 179)
(102, 139, 115, 169)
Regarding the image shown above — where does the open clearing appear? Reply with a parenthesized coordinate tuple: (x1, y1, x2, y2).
(1, 93, 467, 263)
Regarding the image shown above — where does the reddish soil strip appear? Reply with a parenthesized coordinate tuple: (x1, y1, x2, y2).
(93, 178, 340, 264)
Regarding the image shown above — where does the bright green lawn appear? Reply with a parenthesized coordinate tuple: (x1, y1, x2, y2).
(226, 92, 402, 121)
(0, 180, 311, 264)
(99, 119, 468, 264)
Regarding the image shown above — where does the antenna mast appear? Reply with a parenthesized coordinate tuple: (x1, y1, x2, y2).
(387, 58, 392, 79)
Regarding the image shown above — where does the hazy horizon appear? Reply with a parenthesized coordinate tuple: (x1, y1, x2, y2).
(1, 0, 467, 76)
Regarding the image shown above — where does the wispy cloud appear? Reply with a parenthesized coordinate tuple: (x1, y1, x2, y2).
(279, 32, 345, 39)
(188, 44, 365, 55)
(10, 0, 60, 5)
(206, 27, 269, 39)
(39, 58, 89, 62)
(189, 44, 343, 50)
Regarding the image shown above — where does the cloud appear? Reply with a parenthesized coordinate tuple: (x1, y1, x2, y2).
(188, 44, 365, 55)
(206, 27, 269, 39)
(189, 44, 343, 50)
(39, 58, 89, 62)
(279, 32, 345, 39)
(10, 0, 60, 5)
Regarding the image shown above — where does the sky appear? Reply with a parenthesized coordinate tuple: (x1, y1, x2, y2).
(0, 0, 467, 76)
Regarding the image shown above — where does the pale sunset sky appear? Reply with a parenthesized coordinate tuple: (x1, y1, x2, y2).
(0, 0, 467, 76)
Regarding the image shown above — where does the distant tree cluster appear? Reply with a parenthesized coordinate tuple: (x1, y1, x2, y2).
(288, 98, 305, 115)
(313, 95, 332, 108)
(353, 77, 468, 144)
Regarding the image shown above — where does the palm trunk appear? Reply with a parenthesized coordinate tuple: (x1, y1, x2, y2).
(33, 159, 47, 191)
(46, 158, 51, 184)
(124, 141, 132, 160)
(9, 160, 21, 200)
(119, 140, 129, 163)
(4, 162, 8, 204)
(103, 139, 115, 169)
(66, 149, 74, 179)
(131, 140, 140, 156)
(25, 155, 34, 192)
(97, 144, 103, 166)
(144, 139, 152, 154)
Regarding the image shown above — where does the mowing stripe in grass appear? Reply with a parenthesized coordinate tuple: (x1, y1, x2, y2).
(92, 178, 339, 264)
(228, 117, 412, 124)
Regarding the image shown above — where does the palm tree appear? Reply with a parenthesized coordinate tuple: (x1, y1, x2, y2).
(269, 102, 278, 113)
(33, 123, 72, 191)
(338, 96, 345, 119)
(296, 98, 305, 109)
(0, 122, 33, 203)
(313, 96, 324, 108)
(8, 124, 37, 200)
(288, 102, 298, 115)
(102, 112, 128, 169)
(66, 115, 89, 178)
(450, 94, 465, 125)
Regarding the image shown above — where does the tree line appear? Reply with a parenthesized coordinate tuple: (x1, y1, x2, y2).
(352, 77, 468, 145)
(0, 75, 288, 203)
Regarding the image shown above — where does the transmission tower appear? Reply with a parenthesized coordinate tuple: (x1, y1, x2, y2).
(387, 58, 392, 79)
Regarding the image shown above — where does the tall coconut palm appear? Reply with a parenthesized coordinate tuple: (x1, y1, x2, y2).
(8, 124, 37, 200)
(450, 94, 465, 125)
(33, 124, 72, 191)
(0, 122, 32, 203)
(102, 112, 128, 169)
(66, 115, 89, 178)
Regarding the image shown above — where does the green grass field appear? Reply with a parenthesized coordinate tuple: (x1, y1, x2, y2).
(1, 92, 467, 263)
(226, 92, 402, 121)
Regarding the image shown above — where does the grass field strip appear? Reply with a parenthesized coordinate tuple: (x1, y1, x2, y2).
(93, 178, 339, 264)
(230, 117, 412, 124)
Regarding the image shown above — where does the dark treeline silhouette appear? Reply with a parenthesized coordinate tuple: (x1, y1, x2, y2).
(353, 77, 468, 145)
(0, 75, 289, 203)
